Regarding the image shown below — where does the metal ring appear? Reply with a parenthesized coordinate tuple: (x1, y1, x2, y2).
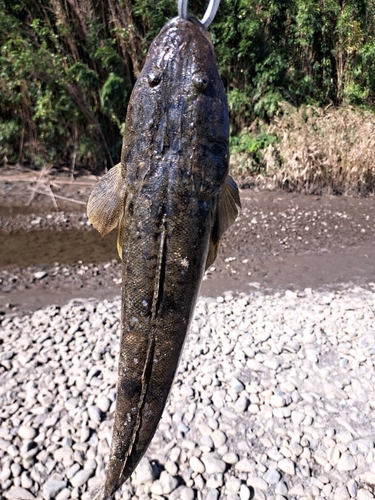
(178, 0, 221, 28)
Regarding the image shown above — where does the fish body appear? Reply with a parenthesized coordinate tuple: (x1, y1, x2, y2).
(88, 15, 240, 500)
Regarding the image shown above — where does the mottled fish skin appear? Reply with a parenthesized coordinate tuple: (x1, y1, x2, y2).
(88, 15, 240, 500)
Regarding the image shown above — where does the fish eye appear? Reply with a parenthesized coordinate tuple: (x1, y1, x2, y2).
(192, 73, 209, 91)
(147, 68, 162, 87)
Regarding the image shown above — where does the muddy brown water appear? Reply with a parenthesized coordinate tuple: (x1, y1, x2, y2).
(1, 189, 375, 313)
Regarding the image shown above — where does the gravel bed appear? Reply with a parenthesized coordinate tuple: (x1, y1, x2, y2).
(0, 261, 121, 297)
(1, 287, 375, 500)
(0, 212, 90, 234)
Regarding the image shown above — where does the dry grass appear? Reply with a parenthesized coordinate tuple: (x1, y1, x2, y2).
(232, 104, 375, 196)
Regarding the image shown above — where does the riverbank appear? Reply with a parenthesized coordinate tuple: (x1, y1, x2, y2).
(1, 174, 375, 314)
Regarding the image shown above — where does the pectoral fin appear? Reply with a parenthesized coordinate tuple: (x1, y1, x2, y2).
(87, 163, 126, 238)
(206, 175, 241, 270)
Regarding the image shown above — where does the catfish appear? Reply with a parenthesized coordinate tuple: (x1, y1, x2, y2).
(87, 14, 241, 500)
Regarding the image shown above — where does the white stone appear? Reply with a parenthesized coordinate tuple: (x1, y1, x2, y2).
(3, 487, 36, 499)
(87, 405, 101, 424)
(235, 458, 256, 473)
(278, 458, 295, 476)
(17, 426, 37, 440)
(359, 472, 375, 485)
(347, 479, 358, 497)
(263, 469, 281, 484)
(96, 394, 111, 413)
(211, 429, 227, 448)
(190, 456, 205, 474)
(180, 487, 195, 500)
(275, 481, 288, 495)
(43, 480, 67, 500)
(34, 271, 47, 279)
(223, 453, 239, 465)
(334, 486, 350, 500)
(226, 476, 241, 493)
(240, 485, 251, 500)
(270, 395, 286, 408)
(291, 411, 305, 425)
(160, 471, 178, 494)
(201, 453, 226, 474)
(337, 452, 356, 471)
(247, 358, 268, 372)
(247, 476, 268, 490)
(357, 490, 374, 500)
(70, 469, 94, 487)
(207, 489, 219, 500)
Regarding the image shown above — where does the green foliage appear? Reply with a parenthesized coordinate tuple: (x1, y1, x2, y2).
(1, 0, 375, 171)
(100, 74, 129, 131)
(230, 129, 277, 173)
(0, 120, 20, 162)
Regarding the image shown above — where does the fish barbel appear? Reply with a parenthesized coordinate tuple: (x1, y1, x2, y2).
(87, 14, 240, 500)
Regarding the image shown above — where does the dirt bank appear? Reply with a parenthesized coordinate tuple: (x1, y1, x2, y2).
(1, 169, 375, 314)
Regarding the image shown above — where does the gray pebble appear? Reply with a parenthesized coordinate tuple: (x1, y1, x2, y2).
(278, 458, 295, 475)
(227, 476, 241, 493)
(159, 470, 179, 494)
(80, 427, 90, 443)
(337, 452, 356, 471)
(206, 489, 220, 500)
(1, 466, 11, 482)
(96, 395, 111, 413)
(70, 469, 94, 487)
(17, 426, 37, 440)
(223, 452, 239, 465)
(357, 490, 374, 500)
(190, 456, 205, 474)
(275, 481, 288, 495)
(11, 463, 22, 477)
(347, 479, 358, 497)
(263, 469, 281, 485)
(34, 271, 47, 280)
(201, 453, 226, 474)
(247, 476, 268, 490)
(43, 480, 67, 500)
(66, 463, 81, 479)
(20, 471, 32, 489)
(240, 484, 251, 500)
(55, 489, 72, 500)
(235, 458, 256, 473)
(235, 396, 249, 413)
(170, 486, 187, 500)
(3, 487, 36, 499)
(180, 487, 195, 500)
(334, 485, 350, 500)
(231, 378, 245, 392)
(211, 429, 227, 448)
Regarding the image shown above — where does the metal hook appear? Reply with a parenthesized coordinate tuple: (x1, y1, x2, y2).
(178, 0, 221, 28)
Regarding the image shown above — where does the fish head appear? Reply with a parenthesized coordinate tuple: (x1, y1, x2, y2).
(143, 16, 215, 94)
(123, 16, 229, 199)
